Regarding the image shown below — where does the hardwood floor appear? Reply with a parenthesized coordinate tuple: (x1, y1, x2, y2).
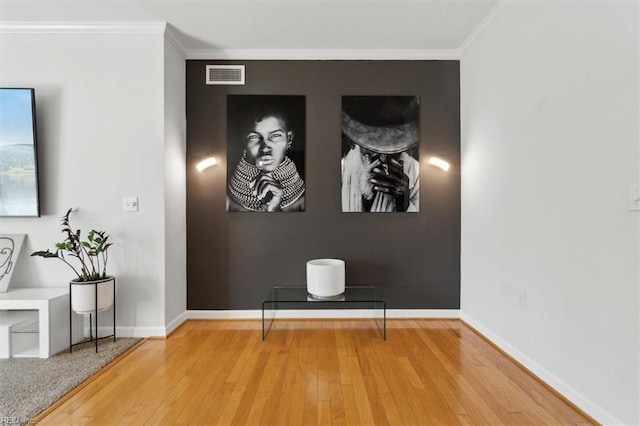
(38, 319, 595, 425)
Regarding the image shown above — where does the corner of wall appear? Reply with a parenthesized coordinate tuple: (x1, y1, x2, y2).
(164, 23, 187, 59)
(457, 0, 511, 58)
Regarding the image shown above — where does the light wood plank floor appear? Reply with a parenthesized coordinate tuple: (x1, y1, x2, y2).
(38, 319, 595, 425)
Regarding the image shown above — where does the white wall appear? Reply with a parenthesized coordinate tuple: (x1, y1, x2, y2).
(461, 2, 639, 424)
(0, 27, 170, 336)
(163, 37, 187, 332)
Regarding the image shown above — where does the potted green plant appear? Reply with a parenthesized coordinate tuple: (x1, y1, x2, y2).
(32, 208, 115, 313)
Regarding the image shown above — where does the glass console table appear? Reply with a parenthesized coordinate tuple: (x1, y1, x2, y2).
(262, 286, 386, 340)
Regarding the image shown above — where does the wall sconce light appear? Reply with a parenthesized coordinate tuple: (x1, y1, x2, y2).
(196, 156, 218, 172)
(428, 156, 450, 171)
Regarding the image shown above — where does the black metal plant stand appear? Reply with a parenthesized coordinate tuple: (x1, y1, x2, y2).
(69, 278, 116, 353)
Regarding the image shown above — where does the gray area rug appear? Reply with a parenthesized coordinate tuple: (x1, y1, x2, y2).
(0, 337, 141, 424)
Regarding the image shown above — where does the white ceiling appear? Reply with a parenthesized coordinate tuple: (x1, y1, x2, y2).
(1, 0, 501, 56)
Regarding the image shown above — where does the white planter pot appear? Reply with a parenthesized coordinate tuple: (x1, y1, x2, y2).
(70, 277, 115, 314)
(307, 259, 345, 299)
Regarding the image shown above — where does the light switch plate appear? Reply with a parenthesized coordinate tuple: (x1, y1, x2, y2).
(122, 196, 138, 212)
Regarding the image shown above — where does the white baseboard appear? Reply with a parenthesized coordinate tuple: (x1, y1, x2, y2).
(186, 309, 459, 320)
(188, 310, 262, 319)
(460, 312, 621, 426)
(107, 315, 189, 337)
(87, 326, 166, 338)
(165, 312, 187, 336)
(388, 309, 460, 318)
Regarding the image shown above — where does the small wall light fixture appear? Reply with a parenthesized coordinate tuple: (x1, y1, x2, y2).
(428, 156, 450, 171)
(196, 156, 218, 172)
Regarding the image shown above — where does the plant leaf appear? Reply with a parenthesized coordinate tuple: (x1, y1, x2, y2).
(31, 250, 59, 258)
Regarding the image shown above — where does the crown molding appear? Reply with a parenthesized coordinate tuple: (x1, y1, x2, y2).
(186, 48, 460, 61)
(457, 0, 511, 57)
(1, 21, 188, 58)
(164, 25, 187, 58)
(0, 21, 167, 35)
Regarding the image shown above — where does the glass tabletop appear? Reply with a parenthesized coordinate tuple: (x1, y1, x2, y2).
(262, 286, 386, 340)
(264, 285, 384, 303)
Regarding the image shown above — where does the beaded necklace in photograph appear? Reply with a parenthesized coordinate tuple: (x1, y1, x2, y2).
(228, 157, 305, 211)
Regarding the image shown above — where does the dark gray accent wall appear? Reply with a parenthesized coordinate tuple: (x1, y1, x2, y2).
(186, 60, 460, 310)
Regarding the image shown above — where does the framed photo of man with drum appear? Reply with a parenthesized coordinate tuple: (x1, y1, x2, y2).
(341, 95, 420, 213)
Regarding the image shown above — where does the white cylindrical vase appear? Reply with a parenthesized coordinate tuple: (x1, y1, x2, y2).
(70, 276, 115, 314)
(306, 259, 345, 299)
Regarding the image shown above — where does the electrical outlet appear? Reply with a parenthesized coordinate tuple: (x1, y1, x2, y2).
(516, 289, 526, 309)
(629, 183, 640, 211)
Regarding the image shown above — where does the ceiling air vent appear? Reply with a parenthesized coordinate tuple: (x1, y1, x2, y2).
(206, 65, 245, 85)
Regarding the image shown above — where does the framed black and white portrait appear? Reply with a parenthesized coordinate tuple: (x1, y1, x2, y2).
(341, 95, 420, 213)
(226, 95, 306, 212)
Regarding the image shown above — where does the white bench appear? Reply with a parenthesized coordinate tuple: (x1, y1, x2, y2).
(0, 288, 70, 358)
(0, 310, 39, 358)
